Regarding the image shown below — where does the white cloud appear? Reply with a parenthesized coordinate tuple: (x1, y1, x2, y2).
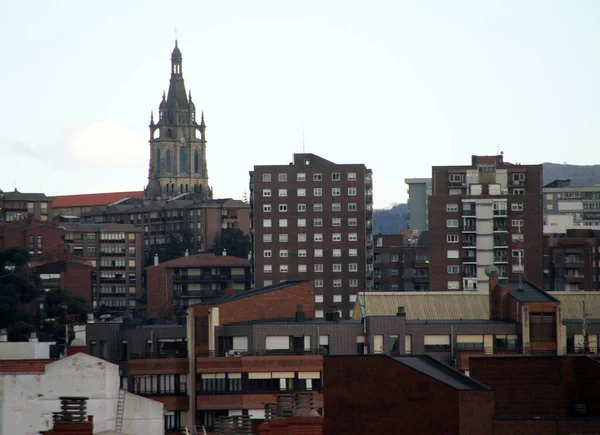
(64, 119, 147, 168)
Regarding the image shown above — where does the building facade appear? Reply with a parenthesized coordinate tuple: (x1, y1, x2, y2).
(428, 154, 543, 293)
(63, 223, 143, 315)
(51, 191, 144, 218)
(0, 190, 53, 222)
(146, 253, 252, 320)
(405, 178, 431, 232)
(250, 153, 374, 319)
(145, 41, 212, 201)
(543, 179, 600, 228)
(0, 217, 65, 257)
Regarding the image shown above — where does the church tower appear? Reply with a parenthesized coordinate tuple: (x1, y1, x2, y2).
(145, 41, 212, 200)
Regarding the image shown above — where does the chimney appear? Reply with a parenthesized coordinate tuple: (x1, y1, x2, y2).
(396, 306, 405, 317)
(29, 331, 38, 343)
(185, 249, 189, 257)
(87, 313, 95, 324)
(153, 253, 159, 266)
(222, 249, 227, 256)
(295, 304, 305, 322)
(0, 328, 7, 342)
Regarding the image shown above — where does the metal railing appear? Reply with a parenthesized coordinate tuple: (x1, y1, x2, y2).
(129, 350, 188, 359)
(196, 349, 327, 358)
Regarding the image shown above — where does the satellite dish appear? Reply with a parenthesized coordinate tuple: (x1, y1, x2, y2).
(484, 265, 499, 278)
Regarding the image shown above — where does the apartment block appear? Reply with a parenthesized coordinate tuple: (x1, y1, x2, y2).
(0, 189, 53, 222)
(544, 179, 600, 228)
(428, 154, 543, 292)
(373, 234, 403, 291)
(405, 178, 431, 231)
(543, 228, 600, 291)
(250, 153, 374, 319)
(146, 253, 252, 320)
(0, 217, 65, 257)
(63, 223, 143, 315)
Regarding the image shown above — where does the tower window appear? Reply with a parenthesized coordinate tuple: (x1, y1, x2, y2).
(180, 147, 186, 174)
(194, 150, 199, 174)
(157, 149, 162, 173)
(166, 150, 172, 172)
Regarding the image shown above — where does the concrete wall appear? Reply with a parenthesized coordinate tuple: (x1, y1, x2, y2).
(0, 353, 164, 435)
(0, 341, 54, 360)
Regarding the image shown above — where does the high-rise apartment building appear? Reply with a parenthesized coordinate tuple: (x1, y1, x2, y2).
(0, 190, 53, 222)
(428, 154, 543, 293)
(250, 153, 373, 319)
(543, 179, 600, 228)
(405, 178, 431, 231)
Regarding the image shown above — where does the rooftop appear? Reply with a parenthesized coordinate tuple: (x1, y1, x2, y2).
(52, 191, 144, 208)
(392, 355, 490, 391)
(148, 253, 250, 269)
(0, 359, 55, 374)
(205, 280, 311, 306)
(507, 280, 559, 303)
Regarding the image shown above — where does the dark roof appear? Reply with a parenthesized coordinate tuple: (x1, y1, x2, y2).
(206, 280, 311, 305)
(148, 254, 250, 269)
(222, 317, 361, 327)
(507, 280, 558, 303)
(392, 355, 489, 391)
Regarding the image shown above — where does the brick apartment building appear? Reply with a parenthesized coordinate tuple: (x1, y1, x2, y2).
(146, 253, 251, 321)
(0, 217, 65, 257)
(62, 223, 143, 315)
(428, 154, 543, 293)
(250, 153, 374, 319)
(543, 228, 600, 292)
(373, 233, 430, 291)
(0, 189, 53, 222)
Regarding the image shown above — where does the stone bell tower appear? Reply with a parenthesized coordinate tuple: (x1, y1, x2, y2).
(144, 41, 212, 200)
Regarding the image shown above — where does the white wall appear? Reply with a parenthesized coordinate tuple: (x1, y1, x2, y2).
(0, 353, 164, 435)
(0, 341, 55, 360)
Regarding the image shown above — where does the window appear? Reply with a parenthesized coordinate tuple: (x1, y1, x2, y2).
(511, 203, 524, 212)
(333, 294, 342, 302)
(314, 233, 323, 242)
(348, 172, 357, 181)
(348, 218, 357, 226)
(279, 219, 288, 227)
(391, 254, 399, 262)
(333, 264, 342, 272)
(314, 218, 323, 227)
(315, 279, 323, 287)
(297, 188, 306, 197)
(279, 234, 288, 242)
(315, 310, 324, 318)
(513, 172, 525, 182)
(314, 203, 323, 212)
(512, 264, 524, 273)
(332, 188, 341, 196)
(279, 265, 288, 273)
(348, 187, 357, 196)
(332, 233, 342, 242)
(263, 204, 272, 212)
(513, 188, 525, 194)
(512, 249, 524, 258)
(447, 265, 459, 274)
(348, 203, 357, 211)
(512, 219, 524, 228)
(332, 172, 341, 181)
(446, 204, 459, 212)
(264, 265, 272, 273)
(314, 264, 323, 272)
(263, 189, 271, 197)
(298, 249, 307, 257)
(313, 188, 322, 196)
(447, 219, 459, 227)
(278, 189, 287, 197)
(263, 219, 272, 227)
(297, 173, 306, 182)
(512, 233, 524, 242)
(262, 173, 271, 182)
(298, 233, 307, 242)
(349, 279, 358, 287)
(424, 335, 450, 351)
(264, 250, 272, 258)
(333, 249, 342, 257)
(279, 204, 287, 212)
(313, 173, 322, 181)
(332, 218, 341, 226)
(278, 173, 287, 182)
(314, 249, 323, 257)
(449, 174, 463, 183)
(332, 203, 341, 212)
(349, 263, 358, 272)
(298, 218, 306, 227)
(279, 249, 288, 258)
(315, 295, 323, 303)
(263, 234, 272, 243)
(447, 250, 459, 259)
(349, 233, 358, 242)
(297, 204, 306, 212)
(456, 335, 484, 351)
(447, 234, 458, 243)
(349, 248, 358, 257)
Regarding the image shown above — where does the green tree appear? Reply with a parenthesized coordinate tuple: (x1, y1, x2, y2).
(145, 227, 200, 267)
(211, 228, 251, 259)
(0, 247, 38, 341)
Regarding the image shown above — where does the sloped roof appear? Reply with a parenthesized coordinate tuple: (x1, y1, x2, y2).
(53, 191, 144, 208)
(207, 280, 311, 305)
(549, 292, 600, 319)
(508, 280, 558, 303)
(0, 359, 56, 373)
(148, 254, 250, 269)
(354, 292, 490, 320)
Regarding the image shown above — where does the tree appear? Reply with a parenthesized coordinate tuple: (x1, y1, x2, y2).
(145, 227, 200, 267)
(0, 247, 38, 341)
(211, 228, 251, 259)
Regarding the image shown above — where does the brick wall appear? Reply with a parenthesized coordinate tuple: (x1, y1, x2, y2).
(62, 261, 93, 304)
(458, 390, 494, 435)
(258, 417, 323, 435)
(493, 418, 600, 435)
(146, 265, 172, 319)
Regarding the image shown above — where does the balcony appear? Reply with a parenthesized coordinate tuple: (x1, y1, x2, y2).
(462, 207, 476, 217)
(462, 238, 476, 247)
(462, 256, 477, 264)
(565, 257, 584, 264)
(130, 350, 188, 360)
(462, 223, 477, 232)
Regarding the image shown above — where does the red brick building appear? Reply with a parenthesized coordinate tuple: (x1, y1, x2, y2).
(146, 253, 251, 321)
(428, 154, 543, 292)
(0, 217, 65, 257)
(323, 355, 494, 435)
(0, 190, 53, 222)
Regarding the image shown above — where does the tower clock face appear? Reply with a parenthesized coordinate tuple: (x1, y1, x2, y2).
(180, 137, 185, 144)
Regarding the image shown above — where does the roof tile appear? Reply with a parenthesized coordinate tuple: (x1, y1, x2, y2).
(53, 191, 144, 208)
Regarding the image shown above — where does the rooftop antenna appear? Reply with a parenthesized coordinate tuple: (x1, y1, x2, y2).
(174, 27, 178, 42)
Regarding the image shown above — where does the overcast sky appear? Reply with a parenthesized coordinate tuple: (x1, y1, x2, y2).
(2, 1, 600, 208)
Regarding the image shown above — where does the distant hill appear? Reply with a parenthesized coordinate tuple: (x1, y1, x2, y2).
(373, 163, 600, 235)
